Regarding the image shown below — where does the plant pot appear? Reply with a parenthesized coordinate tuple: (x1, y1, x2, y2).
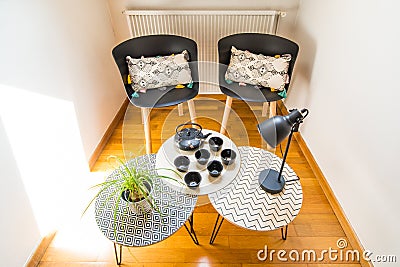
(121, 182, 153, 214)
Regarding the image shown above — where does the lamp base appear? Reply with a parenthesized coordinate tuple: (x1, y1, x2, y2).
(258, 169, 285, 194)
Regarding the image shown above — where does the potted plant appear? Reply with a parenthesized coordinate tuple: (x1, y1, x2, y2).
(83, 154, 183, 225)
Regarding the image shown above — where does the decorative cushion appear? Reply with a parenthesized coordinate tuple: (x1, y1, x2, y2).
(225, 46, 291, 91)
(126, 50, 193, 93)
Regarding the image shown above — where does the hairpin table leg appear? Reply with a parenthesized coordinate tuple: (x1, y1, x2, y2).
(281, 225, 288, 240)
(113, 243, 122, 265)
(209, 214, 225, 244)
(184, 213, 199, 245)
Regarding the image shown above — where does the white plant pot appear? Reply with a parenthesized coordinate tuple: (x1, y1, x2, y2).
(127, 197, 152, 214)
(121, 182, 153, 214)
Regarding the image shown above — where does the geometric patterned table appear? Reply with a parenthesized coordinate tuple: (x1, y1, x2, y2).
(95, 154, 198, 264)
(208, 146, 303, 243)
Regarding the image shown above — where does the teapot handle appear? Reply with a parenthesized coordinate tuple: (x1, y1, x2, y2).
(175, 122, 203, 136)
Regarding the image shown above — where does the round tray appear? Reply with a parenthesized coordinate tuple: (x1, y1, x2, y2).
(155, 129, 241, 195)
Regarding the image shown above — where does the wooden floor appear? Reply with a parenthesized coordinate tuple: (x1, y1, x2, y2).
(39, 95, 361, 266)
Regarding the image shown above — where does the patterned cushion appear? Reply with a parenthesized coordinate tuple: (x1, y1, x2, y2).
(126, 50, 193, 92)
(225, 46, 291, 91)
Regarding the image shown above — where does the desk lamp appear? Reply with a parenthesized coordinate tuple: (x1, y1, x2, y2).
(257, 108, 309, 194)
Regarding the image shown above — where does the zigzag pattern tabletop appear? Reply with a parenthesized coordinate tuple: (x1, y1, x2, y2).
(209, 146, 303, 231)
(95, 154, 197, 247)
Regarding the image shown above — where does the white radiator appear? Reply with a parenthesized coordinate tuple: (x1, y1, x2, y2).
(124, 10, 284, 94)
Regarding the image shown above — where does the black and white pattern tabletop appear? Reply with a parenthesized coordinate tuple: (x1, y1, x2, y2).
(95, 154, 197, 247)
(208, 146, 303, 231)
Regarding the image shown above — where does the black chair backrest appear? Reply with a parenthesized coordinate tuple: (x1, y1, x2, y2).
(218, 33, 299, 92)
(112, 35, 199, 98)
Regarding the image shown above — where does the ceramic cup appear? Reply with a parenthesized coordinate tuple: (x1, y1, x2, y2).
(221, 149, 237, 165)
(209, 136, 223, 152)
(195, 148, 211, 165)
(207, 160, 223, 177)
(174, 155, 190, 172)
(184, 171, 202, 188)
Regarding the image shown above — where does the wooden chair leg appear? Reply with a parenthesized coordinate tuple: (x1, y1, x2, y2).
(178, 103, 184, 116)
(262, 102, 269, 117)
(141, 107, 152, 154)
(220, 96, 233, 135)
(267, 101, 277, 151)
(187, 99, 197, 123)
(269, 101, 277, 118)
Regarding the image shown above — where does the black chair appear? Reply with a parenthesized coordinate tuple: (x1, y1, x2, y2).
(218, 33, 299, 134)
(112, 35, 199, 153)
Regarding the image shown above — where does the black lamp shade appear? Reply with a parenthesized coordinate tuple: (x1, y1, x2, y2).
(257, 116, 291, 148)
(257, 109, 304, 148)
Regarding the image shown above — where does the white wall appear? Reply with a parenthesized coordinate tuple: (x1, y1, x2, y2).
(64, 1, 126, 160)
(288, 0, 400, 263)
(0, 0, 125, 162)
(107, 0, 300, 44)
(0, 0, 124, 264)
(0, 118, 41, 267)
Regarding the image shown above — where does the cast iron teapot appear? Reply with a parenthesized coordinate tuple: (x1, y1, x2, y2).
(175, 122, 212, 151)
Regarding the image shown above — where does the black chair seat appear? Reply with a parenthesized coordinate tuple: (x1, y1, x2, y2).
(219, 84, 283, 103)
(127, 84, 199, 108)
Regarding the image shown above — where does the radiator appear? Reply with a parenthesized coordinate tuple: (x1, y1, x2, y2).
(124, 10, 285, 94)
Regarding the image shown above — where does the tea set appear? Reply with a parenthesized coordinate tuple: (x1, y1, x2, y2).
(173, 122, 237, 188)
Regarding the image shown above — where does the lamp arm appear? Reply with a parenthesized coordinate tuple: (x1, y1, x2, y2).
(277, 127, 295, 183)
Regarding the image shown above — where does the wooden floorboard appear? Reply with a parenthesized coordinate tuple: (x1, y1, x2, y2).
(40, 95, 362, 266)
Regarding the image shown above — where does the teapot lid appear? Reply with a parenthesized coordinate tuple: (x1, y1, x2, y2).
(175, 123, 203, 139)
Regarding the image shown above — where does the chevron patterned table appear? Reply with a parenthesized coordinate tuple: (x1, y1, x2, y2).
(208, 146, 303, 244)
(95, 154, 198, 265)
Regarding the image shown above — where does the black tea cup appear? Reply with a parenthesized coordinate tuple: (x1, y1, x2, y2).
(221, 149, 237, 165)
(207, 160, 223, 177)
(184, 171, 202, 188)
(195, 149, 211, 165)
(209, 136, 223, 152)
(174, 155, 190, 172)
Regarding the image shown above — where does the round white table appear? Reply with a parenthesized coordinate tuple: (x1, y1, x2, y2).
(208, 146, 303, 243)
(155, 129, 241, 197)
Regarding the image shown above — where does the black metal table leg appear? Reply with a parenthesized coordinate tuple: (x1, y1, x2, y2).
(189, 212, 195, 234)
(281, 225, 288, 240)
(209, 214, 225, 244)
(113, 243, 122, 265)
(184, 213, 199, 245)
